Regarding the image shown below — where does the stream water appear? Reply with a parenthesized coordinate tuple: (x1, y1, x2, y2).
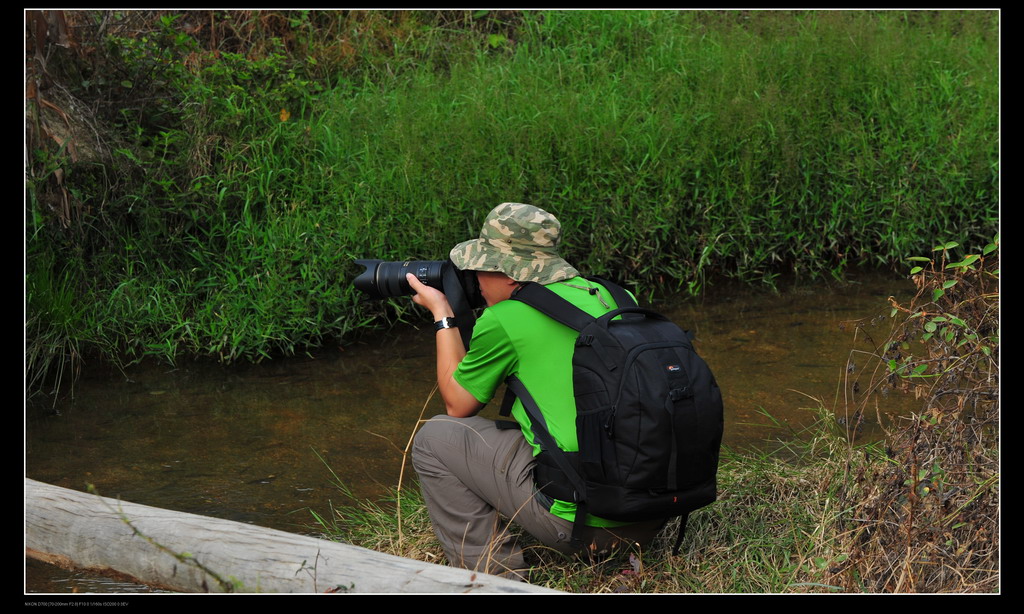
(24, 269, 923, 593)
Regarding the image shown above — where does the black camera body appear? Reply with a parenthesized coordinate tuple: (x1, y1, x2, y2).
(353, 259, 484, 349)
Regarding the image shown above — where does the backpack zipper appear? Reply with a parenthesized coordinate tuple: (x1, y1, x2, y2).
(603, 340, 687, 437)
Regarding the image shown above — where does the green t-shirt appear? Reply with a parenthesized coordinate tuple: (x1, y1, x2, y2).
(453, 277, 631, 527)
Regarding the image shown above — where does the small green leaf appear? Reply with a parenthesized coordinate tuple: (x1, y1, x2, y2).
(115, 148, 141, 164)
(912, 364, 928, 375)
(942, 279, 958, 289)
(924, 321, 937, 333)
(907, 256, 932, 262)
(910, 266, 923, 274)
(932, 288, 945, 301)
(946, 254, 980, 269)
(949, 317, 966, 327)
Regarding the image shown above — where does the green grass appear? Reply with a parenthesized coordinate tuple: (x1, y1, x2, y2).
(26, 10, 999, 391)
(25, 255, 94, 397)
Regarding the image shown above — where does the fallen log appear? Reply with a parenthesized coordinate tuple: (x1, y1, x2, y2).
(25, 478, 558, 594)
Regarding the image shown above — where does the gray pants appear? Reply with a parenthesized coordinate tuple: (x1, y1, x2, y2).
(411, 414, 665, 579)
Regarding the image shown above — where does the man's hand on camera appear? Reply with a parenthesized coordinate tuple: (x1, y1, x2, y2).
(407, 273, 455, 320)
(406, 274, 481, 417)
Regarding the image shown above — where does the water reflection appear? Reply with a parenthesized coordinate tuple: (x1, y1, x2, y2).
(666, 275, 918, 447)
(24, 270, 921, 593)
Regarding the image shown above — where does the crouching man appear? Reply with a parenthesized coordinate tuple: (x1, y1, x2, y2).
(406, 203, 664, 581)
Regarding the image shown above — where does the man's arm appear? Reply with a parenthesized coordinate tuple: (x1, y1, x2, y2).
(406, 273, 485, 418)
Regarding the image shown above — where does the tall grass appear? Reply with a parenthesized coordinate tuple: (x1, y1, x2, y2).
(24, 253, 97, 397)
(26, 10, 998, 390)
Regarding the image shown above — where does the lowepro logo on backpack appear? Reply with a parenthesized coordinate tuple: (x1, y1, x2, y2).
(500, 277, 724, 555)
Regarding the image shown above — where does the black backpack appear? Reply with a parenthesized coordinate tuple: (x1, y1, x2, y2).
(499, 277, 724, 555)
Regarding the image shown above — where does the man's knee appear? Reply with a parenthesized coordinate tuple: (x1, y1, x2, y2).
(412, 414, 486, 472)
(411, 414, 450, 468)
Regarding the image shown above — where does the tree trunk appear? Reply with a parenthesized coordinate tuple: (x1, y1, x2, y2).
(24, 478, 557, 594)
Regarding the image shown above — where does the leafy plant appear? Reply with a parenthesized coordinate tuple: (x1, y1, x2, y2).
(822, 236, 999, 592)
(885, 236, 998, 391)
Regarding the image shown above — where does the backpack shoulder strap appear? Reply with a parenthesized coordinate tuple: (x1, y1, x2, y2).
(511, 279, 624, 373)
(505, 374, 590, 549)
(510, 282, 593, 332)
(511, 277, 639, 329)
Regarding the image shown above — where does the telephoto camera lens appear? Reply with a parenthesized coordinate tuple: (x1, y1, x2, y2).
(353, 259, 447, 300)
(352, 257, 484, 350)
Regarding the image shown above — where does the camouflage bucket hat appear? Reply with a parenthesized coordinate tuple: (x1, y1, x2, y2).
(449, 203, 579, 284)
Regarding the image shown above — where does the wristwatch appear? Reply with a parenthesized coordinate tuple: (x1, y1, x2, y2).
(433, 316, 457, 332)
